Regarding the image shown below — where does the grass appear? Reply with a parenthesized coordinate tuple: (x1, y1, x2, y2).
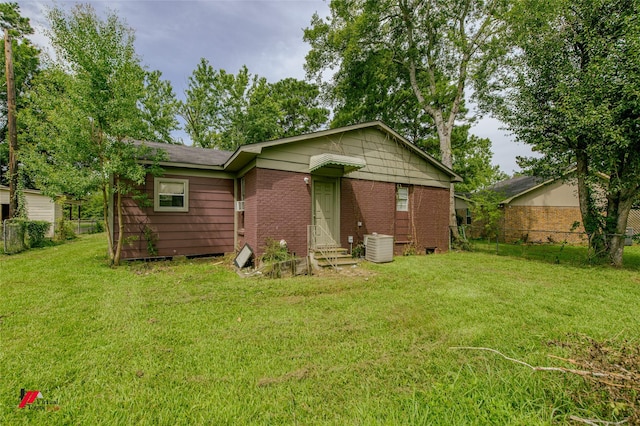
(1, 234, 639, 424)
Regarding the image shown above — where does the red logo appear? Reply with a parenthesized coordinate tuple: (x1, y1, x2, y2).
(19, 389, 43, 408)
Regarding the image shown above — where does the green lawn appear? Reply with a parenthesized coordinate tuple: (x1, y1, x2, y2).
(1, 234, 639, 424)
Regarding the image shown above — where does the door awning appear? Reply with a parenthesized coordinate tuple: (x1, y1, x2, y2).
(309, 153, 366, 174)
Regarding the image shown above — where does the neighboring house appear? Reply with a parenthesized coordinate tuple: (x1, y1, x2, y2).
(113, 121, 462, 260)
(0, 185, 63, 237)
(472, 174, 640, 244)
(491, 175, 586, 243)
(454, 194, 472, 226)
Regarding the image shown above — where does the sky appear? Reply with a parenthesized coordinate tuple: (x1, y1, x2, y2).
(16, 0, 532, 175)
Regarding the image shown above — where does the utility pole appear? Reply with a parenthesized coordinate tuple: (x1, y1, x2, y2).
(5, 28, 18, 218)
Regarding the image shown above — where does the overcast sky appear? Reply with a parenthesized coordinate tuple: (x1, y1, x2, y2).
(16, 0, 531, 174)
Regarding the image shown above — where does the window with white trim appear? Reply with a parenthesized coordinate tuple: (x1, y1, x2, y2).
(396, 186, 409, 211)
(154, 178, 189, 212)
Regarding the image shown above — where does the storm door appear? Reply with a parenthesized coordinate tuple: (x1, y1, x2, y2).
(312, 179, 339, 248)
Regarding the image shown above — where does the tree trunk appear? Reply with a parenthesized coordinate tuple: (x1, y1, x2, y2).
(114, 188, 124, 266)
(5, 29, 19, 219)
(605, 190, 634, 267)
(433, 113, 460, 243)
(102, 184, 114, 262)
(575, 149, 605, 256)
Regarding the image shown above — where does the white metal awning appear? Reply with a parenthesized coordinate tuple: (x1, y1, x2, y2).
(309, 153, 366, 174)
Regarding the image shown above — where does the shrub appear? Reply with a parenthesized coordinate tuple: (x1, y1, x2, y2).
(92, 220, 105, 233)
(260, 238, 293, 264)
(55, 218, 77, 241)
(2, 219, 51, 251)
(24, 220, 51, 248)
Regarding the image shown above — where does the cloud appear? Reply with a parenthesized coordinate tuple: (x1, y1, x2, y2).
(15, 0, 523, 173)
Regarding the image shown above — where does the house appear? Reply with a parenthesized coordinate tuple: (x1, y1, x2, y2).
(0, 185, 63, 237)
(471, 174, 640, 244)
(113, 121, 462, 260)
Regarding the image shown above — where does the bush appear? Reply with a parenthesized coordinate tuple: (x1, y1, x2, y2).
(55, 218, 77, 241)
(24, 220, 51, 248)
(260, 238, 293, 264)
(92, 220, 105, 233)
(3, 219, 51, 251)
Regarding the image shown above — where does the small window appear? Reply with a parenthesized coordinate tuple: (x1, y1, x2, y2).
(154, 178, 189, 212)
(466, 208, 472, 225)
(396, 186, 409, 211)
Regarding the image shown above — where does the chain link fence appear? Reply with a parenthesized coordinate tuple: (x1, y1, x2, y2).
(2, 219, 27, 254)
(462, 225, 638, 265)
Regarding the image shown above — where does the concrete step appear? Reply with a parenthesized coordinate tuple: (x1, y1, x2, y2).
(312, 248, 358, 268)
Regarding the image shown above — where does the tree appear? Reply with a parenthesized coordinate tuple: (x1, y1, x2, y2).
(421, 125, 507, 193)
(493, 0, 640, 266)
(20, 4, 166, 266)
(263, 77, 330, 138)
(180, 59, 328, 150)
(180, 58, 218, 148)
(0, 2, 39, 192)
(304, 0, 511, 238)
(139, 70, 181, 144)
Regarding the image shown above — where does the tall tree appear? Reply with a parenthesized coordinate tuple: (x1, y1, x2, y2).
(180, 59, 328, 150)
(139, 70, 180, 144)
(421, 125, 507, 193)
(0, 2, 39, 189)
(180, 58, 218, 148)
(304, 0, 511, 239)
(262, 77, 329, 138)
(21, 4, 165, 265)
(5, 28, 18, 218)
(493, 0, 640, 266)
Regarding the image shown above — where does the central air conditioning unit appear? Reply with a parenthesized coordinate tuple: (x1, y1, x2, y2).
(364, 234, 394, 263)
(235, 201, 245, 212)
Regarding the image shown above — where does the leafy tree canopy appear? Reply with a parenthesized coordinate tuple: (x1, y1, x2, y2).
(20, 4, 168, 265)
(304, 0, 511, 235)
(180, 58, 328, 151)
(491, 0, 640, 266)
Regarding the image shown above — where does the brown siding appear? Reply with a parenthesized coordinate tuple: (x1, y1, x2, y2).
(341, 179, 450, 254)
(117, 173, 234, 259)
(242, 168, 312, 257)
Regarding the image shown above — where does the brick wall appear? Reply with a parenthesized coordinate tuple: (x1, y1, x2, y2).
(340, 179, 395, 247)
(243, 168, 311, 257)
(411, 185, 450, 252)
(341, 179, 450, 254)
(502, 205, 587, 244)
(244, 171, 452, 258)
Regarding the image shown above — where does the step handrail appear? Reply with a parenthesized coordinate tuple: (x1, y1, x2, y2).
(307, 225, 339, 270)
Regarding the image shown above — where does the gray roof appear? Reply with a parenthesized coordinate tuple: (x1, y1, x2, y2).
(487, 175, 547, 200)
(129, 121, 461, 181)
(132, 140, 233, 168)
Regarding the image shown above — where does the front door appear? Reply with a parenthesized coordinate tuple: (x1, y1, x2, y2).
(313, 179, 339, 248)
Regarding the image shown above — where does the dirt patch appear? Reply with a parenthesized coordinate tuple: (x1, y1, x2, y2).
(313, 264, 377, 278)
(257, 368, 311, 387)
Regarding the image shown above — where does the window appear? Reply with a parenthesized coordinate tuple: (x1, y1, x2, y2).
(154, 178, 189, 212)
(466, 208, 472, 225)
(396, 186, 409, 211)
